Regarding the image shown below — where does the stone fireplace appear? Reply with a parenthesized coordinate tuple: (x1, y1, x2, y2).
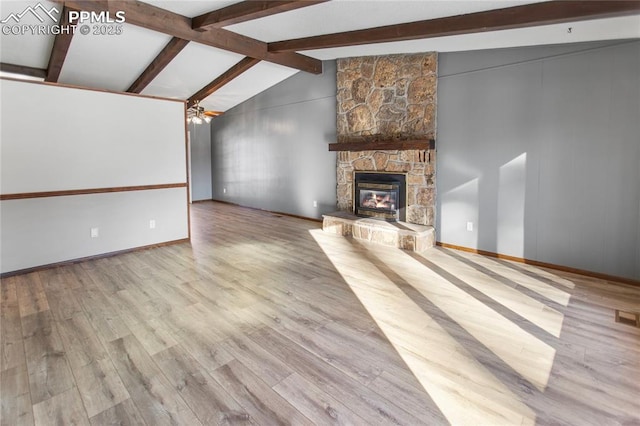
(335, 52, 436, 226)
(323, 52, 437, 251)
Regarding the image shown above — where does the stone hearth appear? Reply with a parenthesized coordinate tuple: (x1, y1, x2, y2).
(323, 211, 435, 252)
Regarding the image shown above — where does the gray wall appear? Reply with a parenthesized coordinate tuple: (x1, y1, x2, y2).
(189, 122, 213, 201)
(437, 40, 640, 280)
(210, 61, 337, 219)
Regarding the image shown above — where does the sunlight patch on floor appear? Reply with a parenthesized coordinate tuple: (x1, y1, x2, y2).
(444, 250, 573, 306)
(399, 250, 557, 391)
(310, 229, 537, 425)
(356, 243, 557, 391)
(486, 257, 577, 291)
(414, 249, 566, 338)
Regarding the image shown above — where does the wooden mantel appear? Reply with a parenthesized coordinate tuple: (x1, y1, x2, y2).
(328, 139, 435, 152)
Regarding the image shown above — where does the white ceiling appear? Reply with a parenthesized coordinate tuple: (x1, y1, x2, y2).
(304, 14, 640, 60)
(227, 0, 547, 41)
(141, 42, 245, 101)
(1, 0, 639, 112)
(59, 23, 172, 91)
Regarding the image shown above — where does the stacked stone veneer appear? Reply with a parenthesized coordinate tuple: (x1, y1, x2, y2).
(336, 52, 437, 226)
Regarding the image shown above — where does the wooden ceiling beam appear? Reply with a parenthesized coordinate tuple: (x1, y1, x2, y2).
(0, 63, 47, 79)
(269, 1, 640, 52)
(192, 1, 327, 31)
(45, 6, 74, 82)
(59, 0, 322, 74)
(187, 57, 260, 108)
(127, 37, 190, 93)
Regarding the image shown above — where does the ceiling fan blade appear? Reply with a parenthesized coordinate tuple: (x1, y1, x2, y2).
(204, 111, 223, 117)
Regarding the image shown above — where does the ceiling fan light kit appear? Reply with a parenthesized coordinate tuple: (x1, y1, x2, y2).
(187, 100, 222, 124)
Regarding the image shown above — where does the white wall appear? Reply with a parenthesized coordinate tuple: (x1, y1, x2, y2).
(0, 79, 189, 274)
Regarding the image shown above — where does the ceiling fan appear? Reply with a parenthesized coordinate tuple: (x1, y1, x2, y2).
(187, 100, 222, 124)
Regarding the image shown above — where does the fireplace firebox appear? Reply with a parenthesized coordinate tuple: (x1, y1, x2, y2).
(354, 172, 406, 222)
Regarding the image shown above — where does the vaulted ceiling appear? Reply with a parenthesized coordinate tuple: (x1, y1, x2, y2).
(1, 0, 639, 113)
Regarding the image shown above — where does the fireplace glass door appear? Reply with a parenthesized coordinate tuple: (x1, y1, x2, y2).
(358, 184, 399, 219)
(354, 173, 406, 221)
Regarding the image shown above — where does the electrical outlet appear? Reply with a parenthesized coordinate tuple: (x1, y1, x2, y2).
(90, 227, 99, 238)
(466, 222, 473, 232)
(223, 188, 227, 194)
(313, 200, 318, 208)
(149, 219, 156, 229)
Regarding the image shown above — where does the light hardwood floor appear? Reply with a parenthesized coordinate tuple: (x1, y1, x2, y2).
(1, 201, 639, 425)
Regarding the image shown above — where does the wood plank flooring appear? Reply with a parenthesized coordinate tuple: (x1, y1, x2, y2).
(1, 201, 639, 425)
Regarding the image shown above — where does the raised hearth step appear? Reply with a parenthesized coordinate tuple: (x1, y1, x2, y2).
(322, 212, 435, 252)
